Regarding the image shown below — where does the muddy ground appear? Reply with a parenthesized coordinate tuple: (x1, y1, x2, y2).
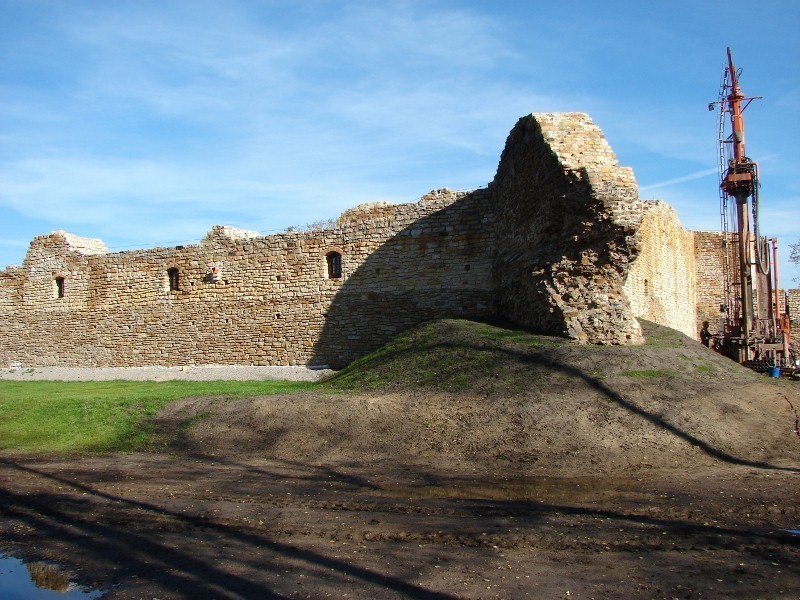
(0, 453, 798, 599)
(1, 320, 799, 598)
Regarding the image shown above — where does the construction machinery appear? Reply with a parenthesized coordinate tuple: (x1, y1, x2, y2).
(708, 48, 793, 374)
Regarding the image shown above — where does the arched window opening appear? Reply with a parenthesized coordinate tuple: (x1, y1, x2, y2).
(54, 276, 65, 299)
(326, 251, 342, 279)
(167, 267, 180, 292)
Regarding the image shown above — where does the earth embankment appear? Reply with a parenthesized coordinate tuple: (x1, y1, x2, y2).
(2, 318, 798, 599)
(149, 319, 800, 476)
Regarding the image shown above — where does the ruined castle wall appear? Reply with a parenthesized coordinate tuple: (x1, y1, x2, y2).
(311, 189, 495, 367)
(786, 289, 800, 334)
(492, 113, 644, 344)
(1, 112, 727, 369)
(0, 267, 23, 367)
(693, 231, 728, 335)
(623, 201, 697, 339)
(0, 189, 494, 368)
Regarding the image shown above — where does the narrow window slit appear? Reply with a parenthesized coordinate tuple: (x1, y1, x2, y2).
(167, 268, 180, 291)
(326, 251, 342, 279)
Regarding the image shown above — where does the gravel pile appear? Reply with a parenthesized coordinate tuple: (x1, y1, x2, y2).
(0, 365, 333, 382)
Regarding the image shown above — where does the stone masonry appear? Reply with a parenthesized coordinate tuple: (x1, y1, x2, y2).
(692, 230, 730, 335)
(493, 113, 644, 345)
(786, 289, 800, 335)
(1, 189, 493, 369)
(623, 201, 697, 339)
(0, 112, 757, 368)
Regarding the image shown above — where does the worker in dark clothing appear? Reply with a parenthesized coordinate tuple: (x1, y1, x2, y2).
(700, 321, 712, 347)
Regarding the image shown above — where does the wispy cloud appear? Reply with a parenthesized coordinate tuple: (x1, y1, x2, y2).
(1, 0, 797, 281)
(0, 1, 573, 259)
(639, 167, 719, 193)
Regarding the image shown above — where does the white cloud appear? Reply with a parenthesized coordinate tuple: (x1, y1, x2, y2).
(2, 0, 795, 279)
(0, 1, 578, 255)
(639, 167, 719, 193)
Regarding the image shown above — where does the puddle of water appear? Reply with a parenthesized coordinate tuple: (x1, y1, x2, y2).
(784, 529, 800, 536)
(0, 553, 102, 599)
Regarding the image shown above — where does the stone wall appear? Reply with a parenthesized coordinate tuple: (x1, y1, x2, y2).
(0, 189, 494, 369)
(693, 231, 737, 337)
(623, 201, 697, 339)
(786, 289, 800, 334)
(311, 189, 495, 367)
(2, 111, 750, 368)
(492, 113, 644, 344)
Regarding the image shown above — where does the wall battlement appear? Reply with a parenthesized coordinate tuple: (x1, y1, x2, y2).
(0, 113, 762, 368)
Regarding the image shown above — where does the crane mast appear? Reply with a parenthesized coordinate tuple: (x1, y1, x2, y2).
(710, 48, 790, 371)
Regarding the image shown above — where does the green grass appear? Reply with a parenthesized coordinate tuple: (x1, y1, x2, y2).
(323, 319, 558, 394)
(472, 322, 559, 346)
(0, 379, 314, 453)
(621, 370, 674, 378)
(643, 323, 684, 348)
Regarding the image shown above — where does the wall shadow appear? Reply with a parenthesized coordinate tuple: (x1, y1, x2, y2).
(326, 328, 799, 473)
(310, 190, 496, 369)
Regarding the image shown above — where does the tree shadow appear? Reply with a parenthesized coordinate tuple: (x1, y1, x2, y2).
(329, 333, 800, 473)
(181, 452, 382, 491)
(1, 454, 796, 599)
(0, 457, 458, 599)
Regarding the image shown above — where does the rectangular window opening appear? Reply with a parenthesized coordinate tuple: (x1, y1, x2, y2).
(167, 268, 180, 291)
(326, 252, 342, 279)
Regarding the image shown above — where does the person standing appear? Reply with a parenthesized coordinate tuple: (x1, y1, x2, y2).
(700, 321, 712, 347)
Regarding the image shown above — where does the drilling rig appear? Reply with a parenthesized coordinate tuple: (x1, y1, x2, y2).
(709, 48, 792, 373)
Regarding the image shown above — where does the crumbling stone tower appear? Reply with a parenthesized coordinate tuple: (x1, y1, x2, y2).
(492, 113, 645, 344)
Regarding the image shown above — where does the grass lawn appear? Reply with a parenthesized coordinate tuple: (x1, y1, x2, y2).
(0, 380, 315, 453)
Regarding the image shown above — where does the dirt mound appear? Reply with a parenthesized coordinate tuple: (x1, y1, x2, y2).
(149, 319, 800, 475)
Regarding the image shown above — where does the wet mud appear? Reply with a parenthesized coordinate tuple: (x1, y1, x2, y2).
(1, 453, 798, 599)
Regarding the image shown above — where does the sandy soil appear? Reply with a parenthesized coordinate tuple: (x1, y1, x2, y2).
(1, 320, 798, 598)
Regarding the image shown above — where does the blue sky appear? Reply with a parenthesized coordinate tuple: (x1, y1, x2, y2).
(1, 0, 798, 283)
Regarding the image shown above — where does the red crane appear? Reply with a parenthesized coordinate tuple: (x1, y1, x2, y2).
(709, 48, 790, 371)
